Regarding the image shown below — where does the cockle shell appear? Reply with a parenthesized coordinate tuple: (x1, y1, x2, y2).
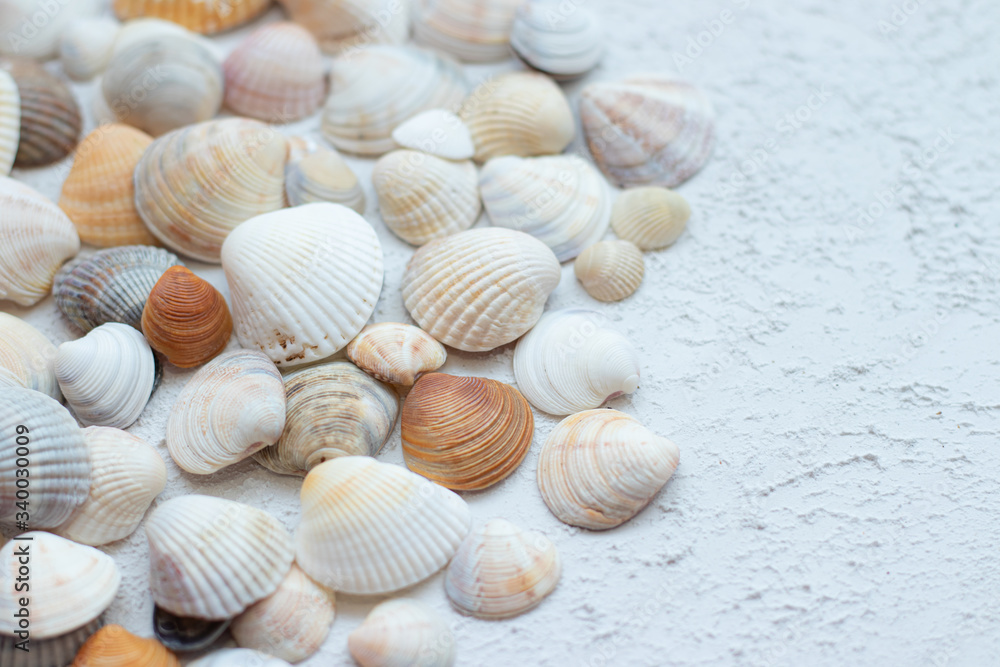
(59, 17, 121, 81)
(445, 518, 560, 619)
(0, 70, 18, 175)
(611, 186, 691, 250)
(574, 240, 645, 302)
(146, 495, 294, 620)
(0, 313, 60, 400)
(479, 155, 611, 262)
(345, 322, 447, 386)
(580, 78, 716, 188)
(285, 143, 366, 213)
(510, 0, 604, 80)
(348, 599, 456, 667)
(112, 0, 271, 34)
(73, 624, 180, 667)
(1, 618, 103, 667)
(3, 59, 81, 167)
(253, 361, 397, 476)
(190, 649, 292, 667)
(166, 350, 285, 475)
(276, 0, 410, 54)
(402, 228, 561, 352)
(372, 150, 481, 245)
(391, 109, 474, 161)
(0, 0, 101, 59)
(221, 203, 384, 367)
(134, 118, 288, 262)
(402, 373, 533, 491)
(413, 0, 523, 62)
(295, 456, 472, 594)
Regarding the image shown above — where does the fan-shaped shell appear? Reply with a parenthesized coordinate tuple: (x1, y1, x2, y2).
(510, 0, 604, 80)
(402, 228, 560, 352)
(221, 203, 384, 367)
(574, 240, 645, 302)
(276, 0, 410, 53)
(413, 0, 523, 62)
(3, 59, 81, 167)
(60, 17, 121, 81)
(190, 649, 292, 667)
(0, 70, 18, 176)
(345, 322, 446, 386)
(285, 143, 366, 213)
(73, 624, 179, 667)
(391, 109, 474, 161)
(611, 186, 691, 250)
(1, 619, 102, 667)
(295, 456, 472, 594)
(0, 313, 60, 400)
(112, 0, 271, 34)
(0, 0, 101, 59)
(348, 599, 455, 667)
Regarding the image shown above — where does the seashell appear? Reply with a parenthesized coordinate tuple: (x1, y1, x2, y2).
(276, 0, 410, 54)
(445, 518, 560, 619)
(73, 624, 180, 667)
(112, 0, 271, 34)
(611, 186, 691, 250)
(53, 245, 182, 332)
(574, 240, 645, 302)
(111, 17, 197, 55)
(55, 322, 156, 428)
(479, 155, 611, 262)
(513, 309, 641, 416)
(60, 17, 121, 81)
(537, 409, 680, 530)
(134, 118, 288, 262)
(253, 361, 397, 476)
(0, 312, 60, 400)
(0, 389, 90, 528)
(0, 531, 120, 639)
(321, 45, 468, 157)
(0, 69, 18, 176)
(372, 150, 480, 245)
(0, 0, 101, 60)
(54, 426, 166, 546)
(413, 0, 523, 63)
(221, 203, 384, 367)
(146, 495, 294, 620)
(459, 72, 574, 163)
(189, 649, 292, 667)
(59, 123, 159, 248)
(510, 0, 604, 80)
(402, 227, 560, 352)
(2, 59, 82, 167)
(580, 77, 716, 188)
(285, 145, 366, 213)
(402, 373, 533, 491)
(153, 606, 230, 653)
(391, 109, 474, 161)
(1, 618, 103, 667)
(348, 599, 455, 667)
(345, 322, 446, 386)
(231, 564, 336, 663)
(166, 350, 285, 475)
(295, 456, 472, 594)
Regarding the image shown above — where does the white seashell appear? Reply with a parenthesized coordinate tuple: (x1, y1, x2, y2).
(295, 456, 472, 595)
(348, 599, 456, 667)
(59, 17, 121, 81)
(285, 141, 366, 213)
(221, 203, 384, 368)
(391, 109, 474, 161)
(0, 313, 60, 400)
(345, 322, 447, 386)
(413, 0, 523, 63)
(510, 0, 604, 80)
(0, 618, 102, 667)
(276, 0, 411, 54)
(189, 648, 292, 667)
(55, 322, 156, 428)
(574, 240, 645, 302)
(611, 186, 691, 250)
(0, 70, 19, 176)
(112, 17, 197, 55)
(0, 0, 101, 59)
(402, 228, 561, 352)
(512, 309, 641, 416)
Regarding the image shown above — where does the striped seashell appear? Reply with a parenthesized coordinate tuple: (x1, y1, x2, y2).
(285, 141, 366, 213)
(611, 186, 691, 250)
(413, 0, 523, 62)
(1, 618, 103, 667)
(73, 624, 180, 667)
(0, 312, 60, 400)
(345, 322, 447, 387)
(59, 16, 121, 81)
(112, 0, 271, 34)
(348, 599, 455, 667)
(276, 0, 411, 54)
(0, 69, 18, 175)
(510, 0, 604, 80)
(3, 59, 81, 167)
(574, 240, 645, 302)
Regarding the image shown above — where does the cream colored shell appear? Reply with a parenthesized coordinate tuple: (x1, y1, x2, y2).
(611, 186, 691, 250)
(345, 322, 447, 386)
(391, 109, 474, 161)
(285, 141, 366, 213)
(348, 599, 456, 667)
(510, 0, 604, 79)
(0, 70, 19, 176)
(574, 240, 645, 302)
(0, 312, 60, 400)
(413, 0, 523, 63)
(276, 0, 411, 54)
(59, 16, 121, 81)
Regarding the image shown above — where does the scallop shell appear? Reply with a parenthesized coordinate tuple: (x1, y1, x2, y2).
(580, 78, 716, 188)
(574, 240, 645, 302)
(510, 0, 604, 80)
(73, 624, 180, 667)
(166, 350, 285, 475)
(253, 361, 397, 476)
(402, 373, 533, 491)
(479, 155, 611, 262)
(444, 518, 560, 619)
(134, 118, 288, 262)
(59, 17, 121, 81)
(348, 599, 456, 667)
(372, 150, 480, 245)
(413, 0, 523, 62)
(146, 495, 294, 620)
(190, 649, 292, 667)
(402, 227, 561, 352)
(295, 456, 472, 594)
(391, 109, 474, 161)
(0, 0, 101, 59)
(611, 186, 691, 250)
(345, 322, 447, 386)
(112, 0, 271, 34)
(3, 59, 82, 167)
(285, 145, 366, 213)
(0, 618, 103, 667)
(513, 309, 641, 416)
(221, 203, 384, 367)
(0, 313, 60, 400)
(276, 0, 410, 53)
(0, 70, 19, 176)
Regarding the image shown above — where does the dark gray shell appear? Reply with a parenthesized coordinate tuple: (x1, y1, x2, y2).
(154, 605, 230, 652)
(0, 618, 102, 667)
(2, 59, 82, 167)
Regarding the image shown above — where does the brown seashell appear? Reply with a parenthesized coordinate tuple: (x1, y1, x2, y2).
(2, 59, 81, 167)
(73, 623, 180, 667)
(112, 0, 272, 35)
(402, 373, 533, 491)
(346, 322, 447, 386)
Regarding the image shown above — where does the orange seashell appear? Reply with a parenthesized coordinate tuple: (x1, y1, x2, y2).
(73, 624, 180, 667)
(141, 266, 232, 368)
(112, 0, 271, 35)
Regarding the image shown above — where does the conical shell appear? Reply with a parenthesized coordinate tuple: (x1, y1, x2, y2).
(59, 17, 121, 81)
(345, 322, 447, 386)
(402, 373, 533, 491)
(611, 186, 691, 250)
(146, 495, 294, 620)
(1, 619, 102, 667)
(0, 0, 101, 59)
(444, 518, 560, 619)
(295, 456, 472, 594)
(276, 0, 410, 54)
(134, 118, 288, 262)
(391, 109, 474, 161)
(73, 624, 179, 667)
(166, 350, 286, 475)
(253, 361, 397, 476)
(190, 649, 292, 667)
(285, 143, 366, 213)
(510, 0, 604, 79)
(580, 78, 716, 188)
(372, 150, 480, 245)
(0, 313, 60, 400)
(413, 0, 523, 63)
(221, 203, 384, 367)
(112, 0, 271, 34)
(402, 228, 560, 352)
(2, 59, 82, 167)
(574, 240, 645, 302)
(348, 599, 455, 667)
(0, 70, 19, 176)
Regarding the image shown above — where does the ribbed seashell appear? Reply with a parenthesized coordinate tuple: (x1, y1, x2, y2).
(445, 518, 560, 619)
(73, 624, 179, 667)
(345, 322, 446, 386)
(413, 0, 523, 62)
(59, 17, 121, 81)
(0, 0, 101, 59)
(135, 118, 288, 262)
(580, 78, 716, 188)
(295, 456, 472, 594)
(1, 619, 103, 667)
(611, 186, 691, 250)
(112, 0, 271, 34)
(276, 0, 410, 53)
(480, 155, 611, 262)
(166, 350, 285, 475)
(146, 495, 294, 620)
(459, 72, 574, 163)
(402, 373, 533, 491)
(253, 361, 397, 476)
(0, 313, 60, 400)
(348, 599, 455, 667)
(0, 70, 18, 175)
(285, 145, 366, 213)
(510, 0, 604, 80)
(2, 60, 81, 167)
(321, 45, 468, 157)
(574, 240, 645, 302)
(190, 649, 292, 667)
(221, 203, 384, 367)
(372, 150, 480, 245)
(391, 109, 474, 161)
(55, 322, 156, 428)
(141, 266, 232, 367)
(402, 228, 560, 352)
(231, 564, 336, 663)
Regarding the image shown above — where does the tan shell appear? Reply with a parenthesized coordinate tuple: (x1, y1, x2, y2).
(3, 59, 81, 167)
(73, 624, 180, 667)
(0, 312, 60, 400)
(285, 141, 366, 213)
(345, 322, 447, 386)
(611, 186, 691, 250)
(0, 69, 19, 175)
(574, 240, 645, 302)
(413, 0, 523, 62)
(276, 0, 411, 53)
(112, 0, 271, 34)
(348, 599, 456, 667)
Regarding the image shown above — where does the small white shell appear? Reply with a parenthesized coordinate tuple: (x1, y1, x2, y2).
(611, 186, 691, 250)
(510, 0, 604, 79)
(0, 70, 19, 176)
(574, 240, 645, 302)
(348, 599, 456, 667)
(345, 322, 447, 386)
(413, 0, 523, 62)
(0, 0, 101, 59)
(59, 17, 121, 81)
(285, 142, 366, 213)
(112, 17, 196, 55)
(0, 312, 60, 400)
(276, 0, 411, 54)
(189, 648, 292, 667)
(391, 109, 474, 161)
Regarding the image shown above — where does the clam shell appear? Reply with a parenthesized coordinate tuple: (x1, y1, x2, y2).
(295, 456, 472, 594)
(0, 313, 60, 400)
(0, 69, 18, 176)
(0, 618, 103, 667)
(510, 0, 604, 79)
(413, 0, 523, 62)
(402, 373, 533, 491)
(221, 203, 384, 367)
(0, 0, 101, 59)
(59, 17, 121, 81)
(146, 495, 294, 620)
(348, 599, 456, 667)
(112, 0, 271, 34)
(285, 144, 366, 213)
(73, 624, 179, 667)
(580, 77, 716, 188)
(153, 606, 230, 654)
(611, 186, 691, 250)
(276, 0, 410, 54)
(391, 109, 474, 161)
(372, 150, 480, 245)
(445, 518, 560, 619)
(166, 350, 285, 475)
(402, 228, 561, 352)
(345, 322, 447, 386)
(189, 649, 292, 667)
(3, 59, 82, 167)
(574, 240, 645, 302)
(112, 17, 197, 55)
